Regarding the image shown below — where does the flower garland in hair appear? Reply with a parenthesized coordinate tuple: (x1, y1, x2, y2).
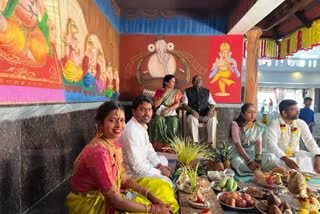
(279, 117, 299, 157)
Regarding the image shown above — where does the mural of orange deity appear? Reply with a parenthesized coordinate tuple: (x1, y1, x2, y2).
(0, 0, 51, 63)
(209, 42, 240, 96)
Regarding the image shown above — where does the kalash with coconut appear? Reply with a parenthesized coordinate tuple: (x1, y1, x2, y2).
(170, 137, 210, 207)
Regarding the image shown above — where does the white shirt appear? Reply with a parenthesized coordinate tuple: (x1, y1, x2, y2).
(181, 90, 216, 105)
(267, 117, 320, 158)
(119, 117, 162, 179)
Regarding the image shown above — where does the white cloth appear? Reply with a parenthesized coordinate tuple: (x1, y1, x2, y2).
(182, 90, 217, 147)
(118, 117, 172, 185)
(268, 117, 320, 173)
(186, 114, 218, 146)
(155, 104, 177, 116)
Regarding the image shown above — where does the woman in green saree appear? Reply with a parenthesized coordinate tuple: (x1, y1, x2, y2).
(150, 75, 182, 152)
(230, 103, 279, 176)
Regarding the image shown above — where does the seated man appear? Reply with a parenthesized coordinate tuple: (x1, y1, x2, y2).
(267, 99, 320, 173)
(182, 75, 218, 147)
(119, 95, 179, 213)
(119, 95, 172, 184)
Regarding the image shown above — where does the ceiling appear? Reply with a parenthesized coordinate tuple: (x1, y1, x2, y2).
(114, 0, 320, 40)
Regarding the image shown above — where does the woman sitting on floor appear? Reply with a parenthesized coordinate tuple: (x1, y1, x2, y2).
(230, 103, 279, 176)
(66, 101, 171, 214)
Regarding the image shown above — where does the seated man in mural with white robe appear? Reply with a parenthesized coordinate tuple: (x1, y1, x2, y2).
(267, 99, 320, 173)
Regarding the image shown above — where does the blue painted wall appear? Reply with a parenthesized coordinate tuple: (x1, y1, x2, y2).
(120, 15, 227, 35)
(94, 0, 121, 32)
(95, 1, 227, 35)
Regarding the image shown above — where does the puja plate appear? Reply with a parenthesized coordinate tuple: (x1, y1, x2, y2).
(217, 192, 257, 210)
(188, 199, 209, 209)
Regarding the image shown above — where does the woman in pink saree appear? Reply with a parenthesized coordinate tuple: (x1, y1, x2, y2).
(66, 101, 171, 214)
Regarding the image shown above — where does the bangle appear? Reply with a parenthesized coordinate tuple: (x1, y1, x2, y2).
(145, 190, 150, 199)
(255, 159, 262, 164)
(255, 154, 262, 159)
(144, 204, 149, 214)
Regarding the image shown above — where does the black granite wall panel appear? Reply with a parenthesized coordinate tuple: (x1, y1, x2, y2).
(0, 120, 22, 214)
(20, 110, 96, 212)
(216, 107, 241, 145)
(0, 108, 96, 213)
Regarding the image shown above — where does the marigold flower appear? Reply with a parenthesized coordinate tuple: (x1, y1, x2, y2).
(292, 127, 298, 133)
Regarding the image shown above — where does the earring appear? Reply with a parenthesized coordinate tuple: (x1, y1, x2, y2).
(95, 124, 103, 137)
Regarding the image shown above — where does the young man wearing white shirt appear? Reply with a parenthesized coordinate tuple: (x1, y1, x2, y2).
(268, 99, 320, 173)
(182, 75, 218, 147)
(119, 95, 172, 185)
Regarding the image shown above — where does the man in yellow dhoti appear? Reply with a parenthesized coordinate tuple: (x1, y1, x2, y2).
(209, 43, 240, 96)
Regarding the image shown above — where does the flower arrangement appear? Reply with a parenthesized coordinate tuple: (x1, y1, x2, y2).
(279, 118, 299, 157)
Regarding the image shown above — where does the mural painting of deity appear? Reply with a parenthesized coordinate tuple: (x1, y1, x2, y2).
(0, 0, 119, 104)
(0, 0, 64, 103)
(125, 37, 208, 96)
(209, 42, 240, 96)
(207, 35, 243, 103)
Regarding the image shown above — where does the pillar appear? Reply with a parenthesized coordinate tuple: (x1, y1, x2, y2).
(244, 27, 262, 106)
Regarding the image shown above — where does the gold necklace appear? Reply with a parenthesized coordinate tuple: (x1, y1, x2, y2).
(100, 137, 122, 190)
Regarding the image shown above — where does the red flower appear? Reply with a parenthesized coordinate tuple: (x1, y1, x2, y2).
(291, 127, 298, 132)
(280, 124, 286, 130)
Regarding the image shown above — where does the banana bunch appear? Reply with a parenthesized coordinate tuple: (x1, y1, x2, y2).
(214, 177, 238, 192)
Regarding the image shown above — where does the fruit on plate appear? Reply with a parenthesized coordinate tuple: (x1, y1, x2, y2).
(242, 193, 251, 201)
(219, 191, 255, 208)
(225, 198, 236, 207)
(279, 202, 291, 212)
(268, 204, 282, 214)
(288, 170, 307, 195)
(267, 192, 281, 207)
(214, 177, 238, 192)
(236, 199, 247, 208)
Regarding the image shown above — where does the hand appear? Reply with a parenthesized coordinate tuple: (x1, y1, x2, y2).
(309, 122, 315, 127)
(147, 193, 164, 205)
(159, 165, 172, 178)
(314, 157, 320, 173)
(248, 161, 260, 171)
(192, 110, 199, 119)
(281, 156, 299, 170)
(160, 108, 171, 116)
(153, 204, 172, 214)
(207, 109, 215, 117)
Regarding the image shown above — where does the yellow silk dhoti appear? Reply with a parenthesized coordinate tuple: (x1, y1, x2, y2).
(66, 177, 179, 214)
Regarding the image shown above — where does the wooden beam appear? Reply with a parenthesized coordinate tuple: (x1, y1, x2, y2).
(264, 0, 314, 31)
(294, 11, 312, 28)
